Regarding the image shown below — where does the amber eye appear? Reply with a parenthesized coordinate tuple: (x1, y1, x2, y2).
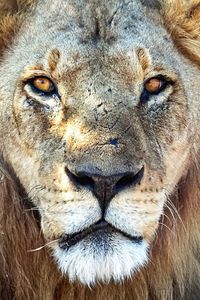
(140, 76, 168, 103)
(144, 77, 165, 94)
(31, 77, 55, 93)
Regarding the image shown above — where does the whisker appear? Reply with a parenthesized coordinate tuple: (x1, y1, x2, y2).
(167, 199, 186, 232)
(162, 187, 186, 232)
(23, 207, 41, 212)
(27, 239, 59, 252)
(29, 188, 46, 199)
(159, 222, 175, 236)
(164, 204, 177, 225)
(27, 185, 43, 194)
(161, 212, 173, 226)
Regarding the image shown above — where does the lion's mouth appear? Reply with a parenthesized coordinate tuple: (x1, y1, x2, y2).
(58, 220, 143, 250)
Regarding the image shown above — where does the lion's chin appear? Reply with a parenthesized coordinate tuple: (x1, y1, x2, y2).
(52, 232, 149, 286)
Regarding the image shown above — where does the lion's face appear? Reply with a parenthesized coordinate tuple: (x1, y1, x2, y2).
(0, 0, 199, 285)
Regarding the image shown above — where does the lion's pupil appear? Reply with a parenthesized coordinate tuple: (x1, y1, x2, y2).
(33, 77, 54, 93)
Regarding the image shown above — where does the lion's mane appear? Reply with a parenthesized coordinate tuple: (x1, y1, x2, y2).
(0, 1, 200, 299)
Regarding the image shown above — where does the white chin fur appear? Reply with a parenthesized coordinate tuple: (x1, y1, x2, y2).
(53, 233, 148, 286)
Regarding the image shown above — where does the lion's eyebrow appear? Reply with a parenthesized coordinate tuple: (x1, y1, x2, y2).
(136, 48, 150, 72)
(48, 48, 61, 73)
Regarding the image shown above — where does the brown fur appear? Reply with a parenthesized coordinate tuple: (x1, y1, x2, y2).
(0, 0, 200, 299)
(0, 0, 35, 56)
(162, 0, 200, 66)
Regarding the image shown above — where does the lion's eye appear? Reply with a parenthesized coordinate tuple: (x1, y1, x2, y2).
(31, 77, 55, 94)
(141, 76, 168, 103)
(144, 77, 164, 94)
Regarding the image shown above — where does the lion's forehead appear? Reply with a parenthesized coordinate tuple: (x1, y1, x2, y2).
(11, 0, 177, 72)
(31, 0, 152, 39)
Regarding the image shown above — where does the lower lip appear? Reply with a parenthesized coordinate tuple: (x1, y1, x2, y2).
(58, 221, 143, 250)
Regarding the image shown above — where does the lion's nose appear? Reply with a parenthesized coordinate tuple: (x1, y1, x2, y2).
(66, 166, 144, 214)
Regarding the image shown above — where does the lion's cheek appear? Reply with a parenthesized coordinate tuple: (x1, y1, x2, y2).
(162, 138, 190, 193)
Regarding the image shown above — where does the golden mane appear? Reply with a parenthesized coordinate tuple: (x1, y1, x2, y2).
(161, 0, 200, 67)
(0, 0, 36, 56)
(0, 1, 200, 299)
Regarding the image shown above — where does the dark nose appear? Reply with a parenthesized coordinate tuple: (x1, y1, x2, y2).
(66, 166, 144, 214)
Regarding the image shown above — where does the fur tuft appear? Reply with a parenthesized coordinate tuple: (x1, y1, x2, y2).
(0, 0, 36, 57)
(161, 0, 200, 66)
(53, 237, 148, 286)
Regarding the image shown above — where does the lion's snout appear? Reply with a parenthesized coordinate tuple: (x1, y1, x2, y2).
(65, 165, 144, 213)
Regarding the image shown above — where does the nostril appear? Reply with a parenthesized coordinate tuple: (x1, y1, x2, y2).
(115, 166, 144, 192)
(66, 167, 95, 191)
(116, 174, 135, 190)
(75, 175, 95, 190)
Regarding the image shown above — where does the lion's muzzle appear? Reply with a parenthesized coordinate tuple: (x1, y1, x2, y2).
(66, 165, 144, 214)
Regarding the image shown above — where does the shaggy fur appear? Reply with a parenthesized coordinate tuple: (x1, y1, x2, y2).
(162, 0, 200, 66)
(0, 0, 35, 56)
(0, 0, 200, 299)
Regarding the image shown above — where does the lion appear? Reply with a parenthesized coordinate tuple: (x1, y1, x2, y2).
(0, 0, 200, 299)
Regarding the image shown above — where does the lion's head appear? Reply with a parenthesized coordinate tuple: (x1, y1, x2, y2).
(1, 0, 200, 298)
